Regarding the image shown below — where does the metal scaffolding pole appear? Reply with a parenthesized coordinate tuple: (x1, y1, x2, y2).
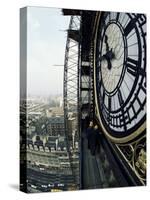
(63, 15, 81, 188)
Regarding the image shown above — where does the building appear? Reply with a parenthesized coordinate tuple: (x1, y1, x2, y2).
(46, 107, 64, 117)
(24, 136, 78, 192)
(47, 116, 65, 136)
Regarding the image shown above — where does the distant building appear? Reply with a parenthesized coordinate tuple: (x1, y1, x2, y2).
(67, 117, 76, 142)
(25, 138, 77, 192)
(21, 99, 79, 192)
(47, 116, 65, 136)
(46, 107, 64, 117)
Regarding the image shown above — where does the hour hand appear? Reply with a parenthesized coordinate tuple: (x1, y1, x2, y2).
(107, 59, 112, 70)
(101, 48, 115, 61)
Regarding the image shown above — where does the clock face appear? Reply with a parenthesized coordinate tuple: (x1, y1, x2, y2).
(95, 12, 146, 140)
(101, 23, 125, 93)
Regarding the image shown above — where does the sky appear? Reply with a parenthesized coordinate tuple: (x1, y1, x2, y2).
(27, 7, 70, 97)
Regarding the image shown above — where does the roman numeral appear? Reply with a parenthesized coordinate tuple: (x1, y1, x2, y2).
(126, 57, 146, 77)
(118, 115, 123, 128)
(114, 116, 118, 127)
(118, 89, 124, 106)
(112, 117, 115, 127)
(124, 16, 139, 36)
(108, 96, 112, 124)
(131, 104, 136, 117)
(126, 57, 138, 76)
(108, 96, 112, 111)
(126, 110, 131, 122)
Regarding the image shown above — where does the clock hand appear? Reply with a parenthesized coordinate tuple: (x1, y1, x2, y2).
(107, 48, 115, 60)
(100, 53, 112, 70)
(105, 35, 109, 52)
(107, 58, 112, 70)
(101, 36, 115, 70)
(101, 48, 115, 61)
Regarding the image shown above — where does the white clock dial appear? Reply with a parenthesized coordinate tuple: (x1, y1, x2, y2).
(101, 23, 125, 93)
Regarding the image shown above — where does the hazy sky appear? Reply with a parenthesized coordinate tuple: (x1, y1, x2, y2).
(27, 7, 70, 97)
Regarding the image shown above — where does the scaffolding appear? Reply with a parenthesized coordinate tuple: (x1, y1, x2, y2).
(63, 15, 81, 188)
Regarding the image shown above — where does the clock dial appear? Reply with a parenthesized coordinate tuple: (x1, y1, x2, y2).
(101, 23, 125, 93)
(95, 12, 146, 140)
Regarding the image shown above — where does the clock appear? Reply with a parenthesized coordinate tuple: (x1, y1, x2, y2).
(94, 12, 146, 143)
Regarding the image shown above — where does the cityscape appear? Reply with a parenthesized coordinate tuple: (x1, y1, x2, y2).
(20, 95, 79, 192)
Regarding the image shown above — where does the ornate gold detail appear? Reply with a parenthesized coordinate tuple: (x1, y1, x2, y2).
(116, 135, 146, 184)
(135, 148, 146, 176)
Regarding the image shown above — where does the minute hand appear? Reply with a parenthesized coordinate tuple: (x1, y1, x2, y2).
(105, 35, 110, 52)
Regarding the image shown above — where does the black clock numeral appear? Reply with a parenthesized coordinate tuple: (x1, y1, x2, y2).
(118, 115, 122, 128)
(126, 57, 138, 76)
(119, 113, 127, 130)
(126, 109, 131, 123)
(131, 104, 136, 117)
(108, 96, 112, 124)
(124, 16, 140, 36)
(126, 57, 146, 77)
(108, 96, 112, 111)
(118, 89, 124, 106)
(112, 117, 115, 127)
(115, 117, 118, 127)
